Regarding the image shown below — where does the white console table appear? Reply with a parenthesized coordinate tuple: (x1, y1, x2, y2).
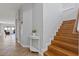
(30, 35, 40, 52)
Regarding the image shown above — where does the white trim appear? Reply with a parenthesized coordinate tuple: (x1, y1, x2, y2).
(64, 19, 76, 21)
(63, 7, 74, 12)
(21, 43, 30, 48)
(77, 22, 79, 32)
(40, 39, 52, 56)
(17, 40, 29, 48)
(40, 47, 48, 56)
(73, 19, 77, 33)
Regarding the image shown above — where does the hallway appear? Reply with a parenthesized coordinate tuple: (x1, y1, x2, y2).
(0, 34, 40, 56)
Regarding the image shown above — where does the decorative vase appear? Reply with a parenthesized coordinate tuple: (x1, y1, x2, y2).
(32, 33, 36, 36)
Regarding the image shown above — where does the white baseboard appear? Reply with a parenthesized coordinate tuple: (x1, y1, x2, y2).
(17, 40, 29, 48)
(39, 41, 51, 56)
(38, 47, 47, 56)
(21, 44, 29, 48)
(21, 43, 30, 48)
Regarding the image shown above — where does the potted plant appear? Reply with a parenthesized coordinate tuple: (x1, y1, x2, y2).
(32, 29, 37, 36)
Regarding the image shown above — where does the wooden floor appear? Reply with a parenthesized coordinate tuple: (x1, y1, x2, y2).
(0, 34, 40, 56)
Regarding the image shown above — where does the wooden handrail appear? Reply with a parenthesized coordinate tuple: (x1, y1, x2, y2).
(76, 9, 79, 32)
(73, 9, 79, 33)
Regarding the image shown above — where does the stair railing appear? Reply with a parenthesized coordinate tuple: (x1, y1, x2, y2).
(73, 8, 79, 33)
(76, 9, 79, 32)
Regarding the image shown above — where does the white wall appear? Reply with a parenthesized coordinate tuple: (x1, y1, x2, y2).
(20, 4, 32, 47)
(62, 3, 77, 20)
(42, 3, 79, 52)
(0, 23, 4, 39)
(0, 4, 22, 25)
(15, 10, 20, 43)
(16, 4, 32, 47)
(15, 3, 79, 54)
(43, 3, 63, 51)
(0, 11, 15, 25)
(32, 3, 43, 51)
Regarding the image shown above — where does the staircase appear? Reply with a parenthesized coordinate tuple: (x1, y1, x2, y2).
(44, 20, 79, 56)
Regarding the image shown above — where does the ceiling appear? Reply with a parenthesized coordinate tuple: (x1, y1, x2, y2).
(0, 3, 22, 24)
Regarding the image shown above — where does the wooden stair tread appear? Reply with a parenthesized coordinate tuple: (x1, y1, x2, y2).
(44, 51, 57, 56)
(62, 22, 75, 24)
(63, 22, 75, 24)
(55, 36, 78, 40)
(60, 27, 74, 29)
(58, 31, 73, 33)
(57, 32, 79, 36)
(59, 30, 73, 32)
(54, 37, 78, 45)
(49, 45, 77, 56)
(53, 40, 78, 50)
(56, 34, 78, 39)
(57, 32, 73, 34)
(63, 20, 76, 23)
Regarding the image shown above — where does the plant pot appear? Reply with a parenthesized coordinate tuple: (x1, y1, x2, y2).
(32, 33, 36, 36)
